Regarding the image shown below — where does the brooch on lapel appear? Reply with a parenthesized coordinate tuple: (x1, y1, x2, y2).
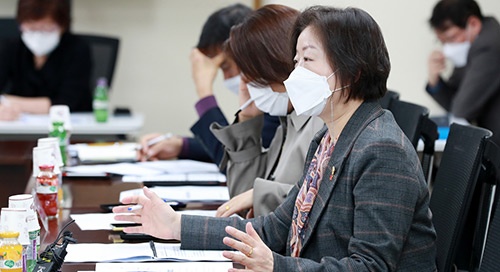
(329, 166, 335, 180)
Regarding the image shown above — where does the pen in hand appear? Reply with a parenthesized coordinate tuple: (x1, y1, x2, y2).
(146, 132, 173, 147)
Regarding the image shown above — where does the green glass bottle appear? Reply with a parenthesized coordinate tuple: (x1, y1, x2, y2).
(93, 78, 109, 123)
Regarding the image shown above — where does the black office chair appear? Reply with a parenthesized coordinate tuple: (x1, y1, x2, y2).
(430, 123, 492, 272)
(471, 140, 500, 271)
(0, 18, 19, 39)
(387, 100, 438, 182)
(0, 18, 20, 54)
(479, 186, 500, 271)
(76, 34, 120, 89)
(379, 90, 399, 109)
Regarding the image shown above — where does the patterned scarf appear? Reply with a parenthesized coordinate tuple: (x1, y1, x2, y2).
(290, 133, 335, 257)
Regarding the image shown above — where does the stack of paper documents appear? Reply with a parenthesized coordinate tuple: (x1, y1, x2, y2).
(71, 210, 219, 231)
(64, 160, 226, 185)
(71, 142, 139, 164)
(65, 242, 230, 263)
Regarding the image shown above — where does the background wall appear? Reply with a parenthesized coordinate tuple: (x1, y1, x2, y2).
(1, 0, 499, 138)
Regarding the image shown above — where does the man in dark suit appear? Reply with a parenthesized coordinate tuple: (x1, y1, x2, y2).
(426, 0, 500, 145)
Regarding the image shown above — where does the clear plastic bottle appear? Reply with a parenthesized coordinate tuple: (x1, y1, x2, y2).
(0, 232, 23, 272)
(93, 77, 109, 123)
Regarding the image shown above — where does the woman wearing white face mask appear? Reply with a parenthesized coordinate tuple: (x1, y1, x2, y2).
(211, 5, 324, 218)
(113, 6, 436, 271)
(0, 0, 92, 121)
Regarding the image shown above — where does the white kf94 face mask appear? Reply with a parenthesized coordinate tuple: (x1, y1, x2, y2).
(22, 30, 61, 56)
(246, 83, 289, 116)
(223, 75, 241, 95)
(442, 41, 471, 68)
(284, 66, 347, 116)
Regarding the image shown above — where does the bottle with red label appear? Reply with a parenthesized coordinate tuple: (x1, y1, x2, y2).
(33, 146, 59, 219)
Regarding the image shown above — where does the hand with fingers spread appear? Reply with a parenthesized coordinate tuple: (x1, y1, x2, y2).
(190, 48, 225, 99)
(112, 187, 181, 240)
(216, 189, 253, 218)
(222, 222, 273, 271)
(137, 133, 183, 161)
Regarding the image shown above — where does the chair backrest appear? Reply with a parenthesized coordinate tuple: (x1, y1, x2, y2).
(430, 123, 492, 272)
(76, 34, 119, 89)
(479, 187, 500, 271)
(379, 90, 399, 109)
(387, 100, 438, 182)
(474, 140, 500, 271)
(0, 18, 19, 40)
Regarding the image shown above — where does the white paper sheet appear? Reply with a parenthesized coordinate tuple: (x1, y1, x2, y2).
(136, 160, 219, 174)
(64, 160, 222, 178)
(70, 213, 135, 231)
(65, 163, 165, 176)
(122, 172, 226, 184)
(73, 143, 139, 163)
(65, 243, 230, 263)
(95, 262, 232, 272)
(119, 186, 229, 202)
(71, 211, 218, 231)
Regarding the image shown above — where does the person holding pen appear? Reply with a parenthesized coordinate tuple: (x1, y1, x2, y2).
(114, 6, 436, 271)
(137, 3, 280, 164)
(207, 4, 323, 218)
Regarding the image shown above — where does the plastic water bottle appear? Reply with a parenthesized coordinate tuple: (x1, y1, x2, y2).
(48, 105, 71, 166)
(93, 78, 109, 123)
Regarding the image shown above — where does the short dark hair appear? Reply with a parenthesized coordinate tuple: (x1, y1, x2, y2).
(430, 0, 483, 31)
(291, 6, 390, 102)
(196, 3, 252, 53)
(226, 4, 299, 86)
(17, 0, 71, 31)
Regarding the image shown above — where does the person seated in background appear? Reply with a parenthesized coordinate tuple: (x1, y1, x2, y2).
(138, 3, 280, 164)
(426, 0, 500, 145)
(114, 6, 437, 271)
(0, 0, 92, 121)
(211, 5, 324, 218)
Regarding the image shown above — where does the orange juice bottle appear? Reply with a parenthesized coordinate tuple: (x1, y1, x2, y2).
(0, 232, 23, 272)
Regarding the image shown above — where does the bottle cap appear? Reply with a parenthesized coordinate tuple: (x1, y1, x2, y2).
(0, 231, 20, 239)
(37, 137, 64, 168)
(49, 105, 72, 130)
(96, 77, 108, 87)
(32, 146, 55, 177)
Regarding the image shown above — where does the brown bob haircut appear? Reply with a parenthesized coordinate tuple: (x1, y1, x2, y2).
(291, 6, 390, 102)
(226, 4, 299, 87)
(17, 0, 71, 31)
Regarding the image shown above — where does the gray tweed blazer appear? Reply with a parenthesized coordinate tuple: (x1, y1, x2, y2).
(181, 100, 437, 271)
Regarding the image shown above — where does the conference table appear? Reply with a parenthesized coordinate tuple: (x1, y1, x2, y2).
(25, 175, 237, 271)
(0, 112, 144, 207)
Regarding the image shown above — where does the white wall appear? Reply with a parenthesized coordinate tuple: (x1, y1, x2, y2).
(1, 0, 499, 137)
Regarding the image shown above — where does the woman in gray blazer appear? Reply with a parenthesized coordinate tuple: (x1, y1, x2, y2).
(211, 4, 324, 218)
(114, 6, 437, 271)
